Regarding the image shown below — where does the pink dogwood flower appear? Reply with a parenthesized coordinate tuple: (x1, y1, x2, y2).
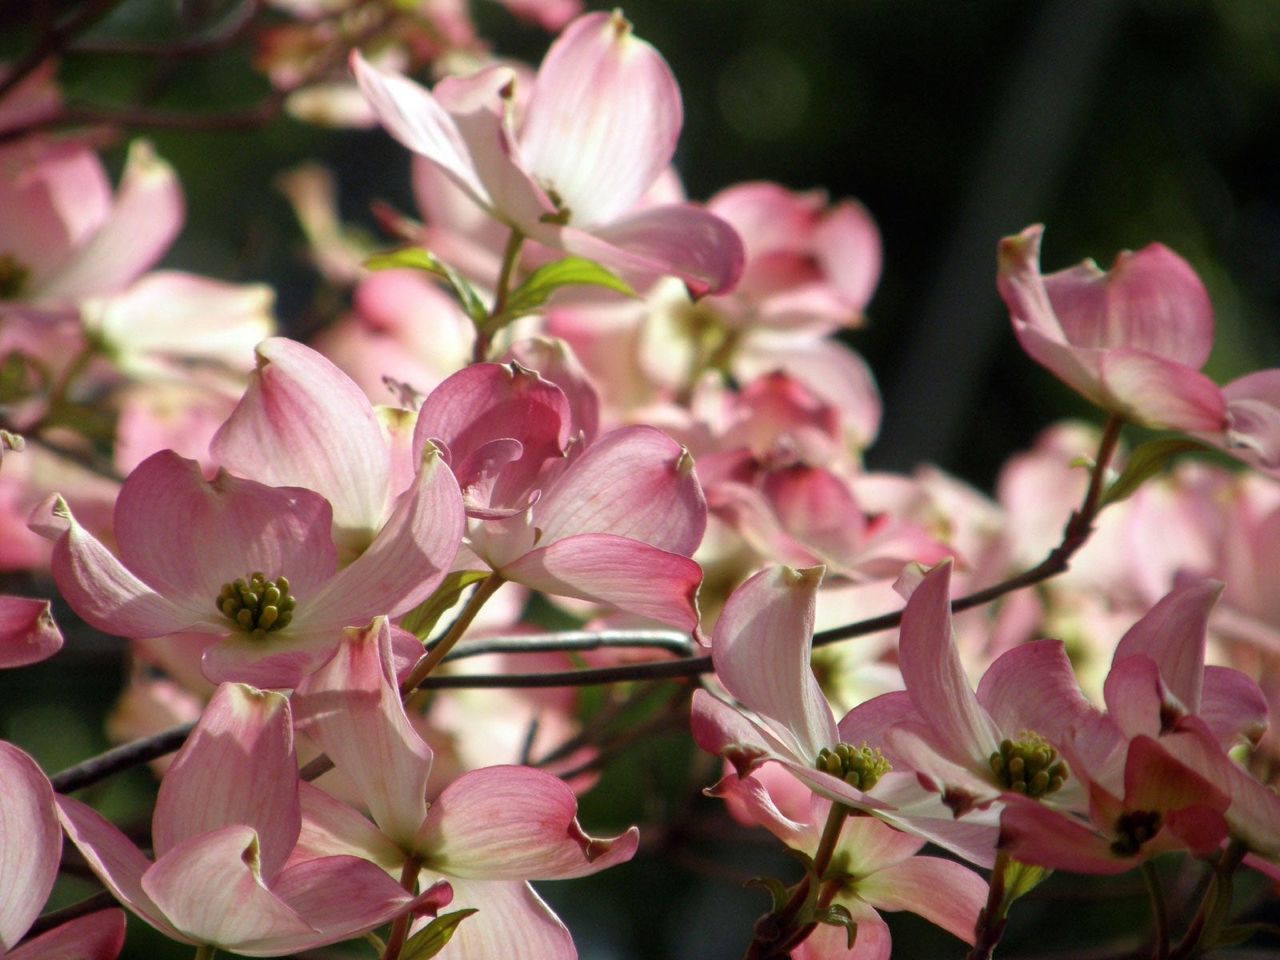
(883, 561, 1101, 817)
(0, 741, 125, 960)
(44, 443, 463, 687)
(57, 682, 451, 956)
(290, 617, 639, 957)
(416, 360, 706, 632)
(997, 224, 1226, 432)
(351, 10, 744, 297)
(691, 565, 998, 865)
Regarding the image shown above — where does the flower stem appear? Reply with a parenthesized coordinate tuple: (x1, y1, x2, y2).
(1143, 860, 1170, 959)
(193, 945, 217, 960)
(473, 228, 525, 362)
(399, 573, 505, 697)
(381, 856, 424, 960)
(743, 803, 850, 960)
(967, 851, 1011, 960)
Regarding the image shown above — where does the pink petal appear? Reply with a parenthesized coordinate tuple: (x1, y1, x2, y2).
(0, 595, 62, 667)
(533, 425, 705, 556)
(350, 52, 491, 212)
(710, 565, 837, 762)
(271, 857, 452, 952)
(303, 445, 463, 626)
(859, 855, 987, 945)
(998, 796, 1132, 874)
(813, 199, 882, 313)
(6, 909, 125, 960)
(499, 533, 702, 631)
(792, 899, 889, 960)
(506, 337, 601, 444)
(1222, 368, 1280, 470)
(1097, 349, 1227, 431)
(416, 765, 638, 879)
(211, 337, 391, 551)
(142, 825, 316, 951)
(974, 639, 1097, 746)
(433, 67, 555, 230)
(55, 795, 183, 940)
(153, 683, 300, 880)
(49, 499, 206, 639)
(759, 465, 867, 567)
(1043, 242, 1214, 367)
(0, 139, 110, 287)
(81, 271, 274, 377)
(112, 450, 337, 608)
(417, 877, 574, 960)
(1113, 579, 1220, 716)
(293, 618, 432, 847)
(896, 563, 1000, 765)
(1122, 735, 1229, 818)
(520, 10, 680, 225)
(0, 743, 59, 950)
(555, 203, 745, 298)
(414, 362, 570, 511)
(293, 781, 405, 869)
(1200, 665, 1269, 748)
(36, 140, 183, 301)
(1102, 654, 1165, 740)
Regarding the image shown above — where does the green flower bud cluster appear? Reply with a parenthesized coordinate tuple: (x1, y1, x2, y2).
(1110, 809, 1161, 857)
(989, 732, 1068, 798)
(815, 742, 891, 792)
(216, 572, 295, 636)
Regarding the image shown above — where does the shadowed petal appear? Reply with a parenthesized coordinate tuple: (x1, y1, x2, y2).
(6, 909, 125, 960)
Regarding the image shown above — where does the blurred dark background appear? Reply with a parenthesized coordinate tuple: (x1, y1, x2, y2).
(4, 0, 1280, 957)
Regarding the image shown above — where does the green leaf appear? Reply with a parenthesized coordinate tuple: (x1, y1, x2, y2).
(1101, 437, 1213, 507)
(493, 256, 635, 327)
(998, 858, 1052, 916)
(399, 570, 491, 640)
(364, 248, 489, 325)
(400, 909, 479, 960)
(812, 904, 858, 949)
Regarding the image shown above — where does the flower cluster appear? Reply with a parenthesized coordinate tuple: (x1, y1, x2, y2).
(1, 7, 1279, 960)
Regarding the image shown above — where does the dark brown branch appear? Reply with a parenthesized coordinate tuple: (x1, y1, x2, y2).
(0, 0, 126, 102)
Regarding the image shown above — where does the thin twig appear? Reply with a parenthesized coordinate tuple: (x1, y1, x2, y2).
(70, 0, 262, 57)
(50, 722, 193, 793)
(0, 0, 126, 102)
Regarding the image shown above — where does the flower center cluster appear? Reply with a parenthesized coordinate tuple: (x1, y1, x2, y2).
(216, 572, 296, 636)
(989, 732, 1068, 798)
(0, 253, 30, 300)
(815, 742, 891, 791)
(1110, 810, 1161, 857)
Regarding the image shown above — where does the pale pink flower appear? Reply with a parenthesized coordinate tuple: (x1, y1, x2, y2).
(997, 224, 1226, 431)
(351, 11, 745, 297)
(58, 683, 451, 956)
(290, 617, 638, 958)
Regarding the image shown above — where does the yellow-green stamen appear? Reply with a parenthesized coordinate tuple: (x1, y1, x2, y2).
(815, 742, 891, 792)
(989, 732, 1069, 798)
(216, 572, 295, 638)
